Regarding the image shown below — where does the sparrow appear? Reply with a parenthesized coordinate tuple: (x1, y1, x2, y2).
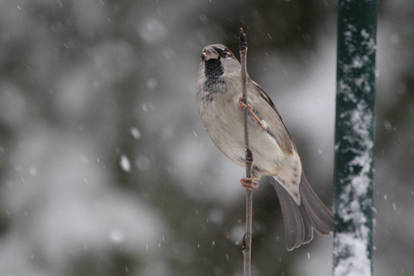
(196, 44, 334, 251)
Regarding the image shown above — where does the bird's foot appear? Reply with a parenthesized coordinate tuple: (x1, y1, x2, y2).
(238, 98, 251, 111)
(238, 98, 268, 130)
(240, 177, 259, 190)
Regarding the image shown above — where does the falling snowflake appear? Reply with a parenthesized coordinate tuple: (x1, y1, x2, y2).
(109, 229, 125, 243)
(130, 127, 141, 139)
(120, 154, 131, 172)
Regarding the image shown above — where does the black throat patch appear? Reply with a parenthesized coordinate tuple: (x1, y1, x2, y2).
(203, 59, 225, 98)
(204, 59, 223, 79)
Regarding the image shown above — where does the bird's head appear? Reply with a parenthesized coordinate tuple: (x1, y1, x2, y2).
(199, 44, 240, 80)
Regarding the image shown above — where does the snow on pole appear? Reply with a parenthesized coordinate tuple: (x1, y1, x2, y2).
(334, 1, 378, 276)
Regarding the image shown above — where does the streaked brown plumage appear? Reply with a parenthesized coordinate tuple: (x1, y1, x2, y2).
(196, 44, 333, 250)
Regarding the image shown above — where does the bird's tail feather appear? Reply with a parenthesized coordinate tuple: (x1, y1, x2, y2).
(271, 175, 333, 251)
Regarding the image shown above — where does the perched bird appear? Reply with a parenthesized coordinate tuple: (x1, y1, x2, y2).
(196, 44, 333, 251)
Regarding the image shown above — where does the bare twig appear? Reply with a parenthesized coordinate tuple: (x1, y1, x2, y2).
(240, 27, 253, 276)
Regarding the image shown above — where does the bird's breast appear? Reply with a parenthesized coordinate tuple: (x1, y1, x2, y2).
(198, 84, 288, 175)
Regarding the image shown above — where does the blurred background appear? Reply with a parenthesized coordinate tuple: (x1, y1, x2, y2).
(0, 0, 413, 275)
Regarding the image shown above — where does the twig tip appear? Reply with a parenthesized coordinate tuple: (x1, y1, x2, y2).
(239, 27, 247, 50)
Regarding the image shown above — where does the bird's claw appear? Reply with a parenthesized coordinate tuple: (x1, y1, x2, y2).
(240, 177, 259, 190)
(239, 98, 250, 111)
(238, 98, 268, 131)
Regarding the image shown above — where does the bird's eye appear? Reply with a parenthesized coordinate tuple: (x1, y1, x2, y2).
(214, 47, 229, 58)
(223, 49, 233, 58)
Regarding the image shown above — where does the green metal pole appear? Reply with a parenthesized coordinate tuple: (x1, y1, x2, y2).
(333, 1, 378, 276)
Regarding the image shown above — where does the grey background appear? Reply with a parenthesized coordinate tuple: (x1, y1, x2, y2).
(0, 0, 413, 275)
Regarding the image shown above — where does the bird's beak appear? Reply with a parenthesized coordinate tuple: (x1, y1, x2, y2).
(202, 49, 219, 61)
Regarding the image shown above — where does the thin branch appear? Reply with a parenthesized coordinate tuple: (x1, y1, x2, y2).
(240, 27, 253, 276)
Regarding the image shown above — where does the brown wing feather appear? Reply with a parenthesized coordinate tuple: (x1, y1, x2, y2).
(250, 80, 296, 152)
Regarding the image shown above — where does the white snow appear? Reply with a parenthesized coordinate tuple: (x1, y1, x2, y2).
(334, 23, 376, 274)
(334, 100, 374, 276)
(207, 208, 224, 224)
(260, 119, 269, 130)
(29, 166, 37, 176)
(334, 232, 371, 276)
(120, 154, 131, 172)
(130, 127, 141, 139)
(146, 78, 158, 90)
(109, 229, 125, 243)
(142, 103, 148, 112)
(229, 225, 244, 245)
(138, 18, 166, 44)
